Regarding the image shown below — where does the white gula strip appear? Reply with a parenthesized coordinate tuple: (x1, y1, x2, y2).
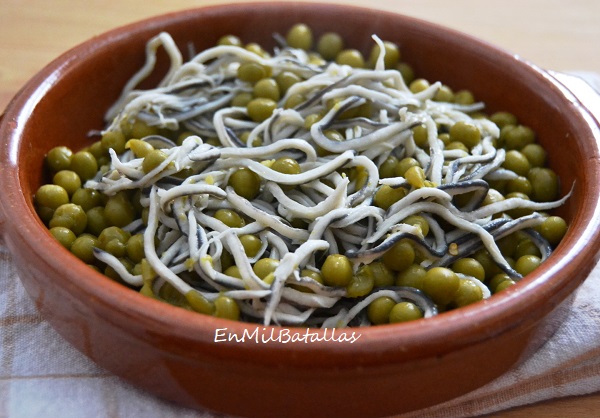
(84, 30, 569, 327)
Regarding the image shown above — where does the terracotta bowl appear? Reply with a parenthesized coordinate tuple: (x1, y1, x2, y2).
(1, 3, 600, 417)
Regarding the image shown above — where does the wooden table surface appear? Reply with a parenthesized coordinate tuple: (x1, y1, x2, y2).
(1, 0, 599, 416)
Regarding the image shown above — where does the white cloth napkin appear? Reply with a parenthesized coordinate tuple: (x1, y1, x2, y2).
(1, 73, 599, 418)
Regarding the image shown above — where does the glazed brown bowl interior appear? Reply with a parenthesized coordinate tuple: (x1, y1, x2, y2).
(2, 3, 600, 417)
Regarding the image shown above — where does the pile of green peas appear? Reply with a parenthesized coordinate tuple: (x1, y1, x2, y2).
(34, 23, 569, 326)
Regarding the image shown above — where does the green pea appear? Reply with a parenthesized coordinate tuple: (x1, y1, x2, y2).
(323, 129, 344, 142)
(240, 129, 258, 144)
(253, 78, 280, 101)
(321, 254, 353, 287)
(389, 302, 423, 323)
(52, 170, 81, 196)
(445, 141, 469, 153)
(88, 140, 107, 160)
(46, 146, 73, 172)
(449, 121, 481, 149)
(397, 62, 415, 84)
(141, 207, 150, 226)
(70, 151, 98, 181)
(85, 206, 108, 236)
(237, 62, 270, 84)
(308, 52, 326, 66)
(157, 282, 188, 306)
(239, 234, 262, 258)
(228, 168, 261, 200)
(433, 85, 454, 102)
(217, 34, 242, 47)
(494, 278, 516, 293)
(539, 216, 568, 246)
(409, 78, 430, 94)
(395, 157, 420, 177)
(350, 166, 369, 190)
(271, 157, 301, 175)
(473, 249, 503, 281)
(504, 192, 533, 218)
(490, 111, 518, 128)
(367, 296, 396, 325)
(528, 167, 559, 202)
(497, 234, 519, 258)
(126, 234, 145, 263)
(139, 258, 156, 283)
(245, 43, 270, 58)
(126, 139, 154, 158)
(365, 261, 395, 288)
(216, 251, 233, 272)
(405, 166, 428, 189)
(142, 149, 168, 174)
(128, 119, 158, 139)
(438, 133, 451, 146)
(101, 130, 127, 154)
(326, 96, 359, 119)
(231, 92, 253, 107)
(286, 23, 313, 50)
(506, 176, 532, 196)
(290, 268, 324, 293)
(482, 188, 505, 207)
(132, 262, 144, 279)
(49, 203, 87, 235)
(70, 234, 100, 264)
(379, 155, 399, 178)
(452, 279, 483, 307)
(402, 215, 430, 237)
(503, 125, 535, 150)
(317, 32, 344, 60)
(253, 258, 279, 280)
(139, 282, 155, 298)
(514, 238, 541, 259)
(247, 98, 277, 122)
(489, 273, 511, 292)
(49, 226, 76, 249)
(71, 188, 103, 212)
(412, 125, 428, 148)
(185, 289, 215, 315)
(303, 113, 322, 129)
(346, 267, 375, 297)
(214, 296, 240, 321)
(502, 150, 531, 177)
(422, 267, 460, 306)
(453, 89, 475, 105)
(514, 254, 541, 276)
(373, 185, 406, 210)
(395, 264, 426, 289)
(214, 209, 245, 228)
(452, 258, 485, 281)
(104, 192, 136, 227)
(105, 239, 127, 258)
(367, 40, 400, 69)
(382, 240, 415, 272)
(224, 265, 243, 279)
(98, 226, 131, 248)
(284, 93, 306, 109)
(521, 143, 547, 167)
(35, 184, 69, 210)
(335, 49, 365, 68)
(275, 71, 302, 95)
(300, 269, 324, 284)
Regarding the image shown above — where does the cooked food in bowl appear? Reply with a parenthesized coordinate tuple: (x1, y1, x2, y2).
(4, 3, 600, 416)
(34, 23, 569, 327)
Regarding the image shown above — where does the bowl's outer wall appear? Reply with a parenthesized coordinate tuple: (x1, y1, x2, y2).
(2, 3, 600, 417)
